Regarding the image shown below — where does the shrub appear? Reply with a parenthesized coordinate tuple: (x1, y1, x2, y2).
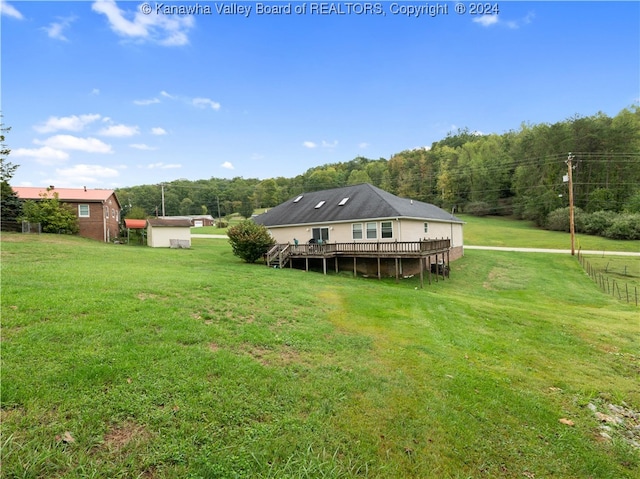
(21, 193, 79, 235)
(216, 220, 228, 229)
(227, 220, 275, 263)
(603, 214, 640, 240)
(546, 207, 584, 232)
(580, 210, 613, 236)
(465, 201, 491, 217)
(623, 191, 640, 213)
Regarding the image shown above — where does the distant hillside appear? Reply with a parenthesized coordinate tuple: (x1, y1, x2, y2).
(117, 106, 640, 229)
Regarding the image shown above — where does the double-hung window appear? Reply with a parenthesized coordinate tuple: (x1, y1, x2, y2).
(352, 223, 363, 240)
(366, 222, 377, 239)
(381, 221, 393, 239)
(78, 204, 90, 217)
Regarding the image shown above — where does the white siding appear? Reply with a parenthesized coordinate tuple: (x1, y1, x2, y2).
(267, 218, 463, 247)
(147, 226, 191, 248)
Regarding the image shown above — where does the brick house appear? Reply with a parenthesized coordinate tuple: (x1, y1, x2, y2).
(14, 186, 122, 242)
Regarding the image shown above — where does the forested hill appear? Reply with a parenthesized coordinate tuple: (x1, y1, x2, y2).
(117, 106, 640, 226)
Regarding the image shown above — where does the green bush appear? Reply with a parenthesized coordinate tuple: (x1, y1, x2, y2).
(465, 201, 491, 217)
(21, 194, 79, 235)
(603, 214, 640, 240)
(227, 220, 275, 263)
(546, 207, 584, 232)
(623, 191, 640, 213)
(580, 210, 613, 236)
(216, 220, 228, 229)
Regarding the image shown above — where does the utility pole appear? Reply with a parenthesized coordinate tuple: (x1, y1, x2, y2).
(161, 183, 166, 217)
(566, 152, 576, 255)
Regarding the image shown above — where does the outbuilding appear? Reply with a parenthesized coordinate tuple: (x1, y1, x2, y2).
(147, 218, 192, 248)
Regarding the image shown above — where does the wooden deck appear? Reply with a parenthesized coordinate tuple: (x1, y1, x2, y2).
(264, 239, 451, 287)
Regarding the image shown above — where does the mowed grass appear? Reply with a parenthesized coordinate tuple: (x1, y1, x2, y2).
(459, 214, 640, 252)
(1, 234, 639, 478)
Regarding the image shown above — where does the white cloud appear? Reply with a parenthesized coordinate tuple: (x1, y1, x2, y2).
(160, 90, 175, 99)
(91, 88, 100, 95)
(221, 161, 234, 170)
(474, 11, 534, 29)
(303, 141, 317, 149)
(151, 127, 167, 135)
(147, 162, 181, 169)
(42, 16, 76, 41)
(130, 143, 157, 151)
(12, 146, 70, 165)
(133, 97, 160, 106)
(473, 15, 499, 27)
(358, 142, 369, 149)
(35, 135, 113, 154)
(192, 97, 221, 110)
(34, 114, 101, 133)
(322, 140, 338, 148)
(53, 164, 119, 185)
(91, 0, 194, 46)
(98, 124, 140, 137)
(1, 2, 23, 20)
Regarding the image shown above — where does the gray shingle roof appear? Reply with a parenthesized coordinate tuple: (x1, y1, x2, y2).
(254, 183, 463, 227)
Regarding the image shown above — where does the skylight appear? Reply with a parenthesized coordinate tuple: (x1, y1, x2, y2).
(338, 197, 350, 206)
(314, 200, 326, 209)
(293, 195, 303, 203)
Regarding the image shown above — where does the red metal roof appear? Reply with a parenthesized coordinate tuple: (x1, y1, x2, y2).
(13, 186, 118, 203)
(124, 219, 147, 229)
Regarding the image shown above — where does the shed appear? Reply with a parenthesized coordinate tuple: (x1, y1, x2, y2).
(147, 218, 192, 248)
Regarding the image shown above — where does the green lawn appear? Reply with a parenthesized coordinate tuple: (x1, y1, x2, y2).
(1, 233, 638, 478)
(459, 214, 640, 252)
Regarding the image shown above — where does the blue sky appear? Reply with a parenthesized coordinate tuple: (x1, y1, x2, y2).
(2, 1, 639, 188)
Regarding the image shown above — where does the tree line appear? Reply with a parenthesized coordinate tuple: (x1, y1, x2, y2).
(116, 105, 640, 235)
(3, 106, 639, 239)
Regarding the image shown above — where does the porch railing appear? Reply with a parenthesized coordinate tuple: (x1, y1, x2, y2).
(265, 239, 450, 267)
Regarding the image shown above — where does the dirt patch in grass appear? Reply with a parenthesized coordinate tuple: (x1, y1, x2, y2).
(102, 421, 149, 452)
(243, 344, 302, 367)
(483, 265, 531, 291)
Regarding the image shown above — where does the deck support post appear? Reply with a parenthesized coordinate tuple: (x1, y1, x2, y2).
(446, 249, 450, 277)
(335, 257, 338, 273)
(428, 256, 432, 285)
(353, 257, 357, 278)
(323, 257, 327, 275)
(395, 257, 399, 283)
(305, 257, 309, 272)
(420, 256, 424, 288)
(377, 257, 381, 280)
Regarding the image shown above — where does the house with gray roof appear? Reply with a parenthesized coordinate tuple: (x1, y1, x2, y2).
(255, 183, 463, 252)
(254, 184, 464, 279)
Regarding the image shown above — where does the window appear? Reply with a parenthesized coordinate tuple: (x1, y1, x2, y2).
(78, 204, 90, 218)
(366, 222, 377, 239)
(424, 222, 429, 233)
(338, 197, 350, 206)
(312, 227, 329, 242)
(352, 223, 363, 240)
(293, 195, 303, 203)
(314, 200, 326, 209)
(111, 208, 115, 219)
(105, 206, 109, 218)
(381, 221, 393, 239)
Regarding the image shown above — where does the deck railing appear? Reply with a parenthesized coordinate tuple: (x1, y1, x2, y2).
(268, 239, 450, 263)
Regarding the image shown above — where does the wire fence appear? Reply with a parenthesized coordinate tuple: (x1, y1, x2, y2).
(578, 250, 639, 307)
